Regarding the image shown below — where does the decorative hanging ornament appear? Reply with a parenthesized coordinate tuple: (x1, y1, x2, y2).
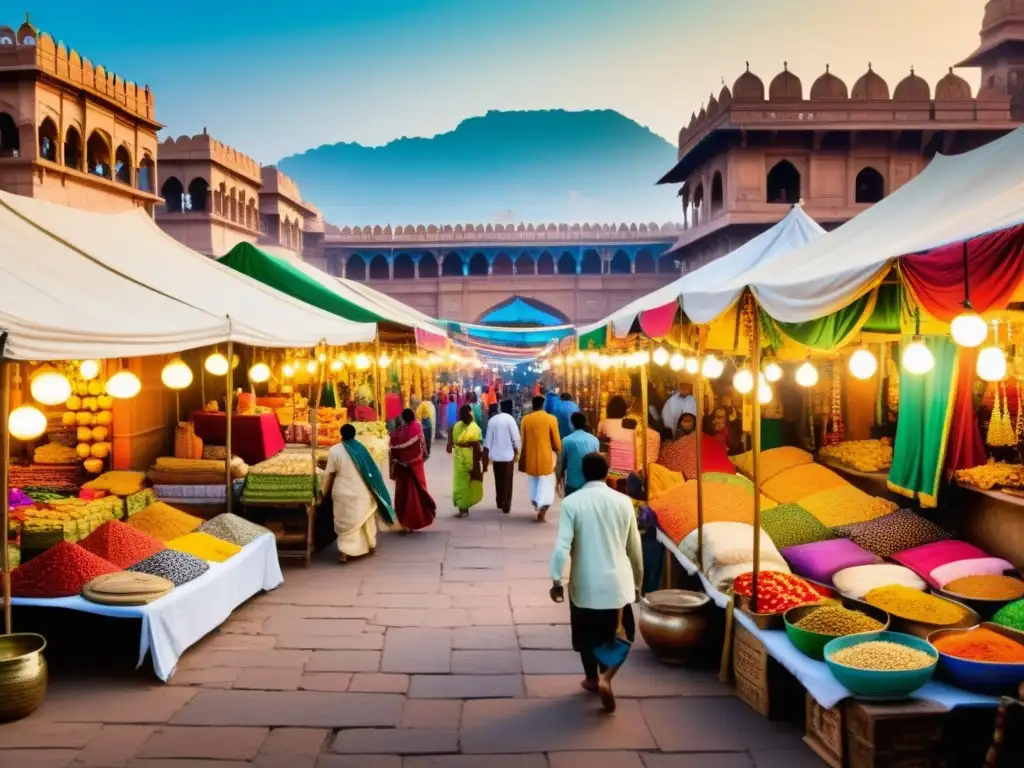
(249, 362, 271, 383)
(8, 404, 47, 441)
(901, 337, 934, 375)
(30, 366, 73, 405)
(977, 345, 1007, 382)
(795, 361, 819, 388)
(764, 361, 783, 383)
(848, 348, 878, 380)
(204, 352, 229, 376)
(160, 358, 193, 390)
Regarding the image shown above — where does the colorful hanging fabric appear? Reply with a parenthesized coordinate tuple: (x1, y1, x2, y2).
(887, 336, 958, 507)
(768, 290, 878, 351)
(944, 346, 987, 477)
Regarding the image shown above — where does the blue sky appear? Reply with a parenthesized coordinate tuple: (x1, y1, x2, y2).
(23, 0, 984, 162)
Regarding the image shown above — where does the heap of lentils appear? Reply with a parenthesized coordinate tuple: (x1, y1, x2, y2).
(830, 640, 935, 671)
(127, 502, 202, 542)
(79, 520, 165, 568)
(992, 599, 1024, 632)
(942, 575, 1024, 601)
(11, 541, 119, 598)
(198, 513, 270, 547)
(793, 605, 884, 636)
(864, 585, 969, 626)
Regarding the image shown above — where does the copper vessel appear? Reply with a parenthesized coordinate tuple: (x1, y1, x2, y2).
(638, 589, 711, 665)
(0, 633, 48, 721)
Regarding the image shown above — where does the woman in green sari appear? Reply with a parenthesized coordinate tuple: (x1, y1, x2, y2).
(447, 404, 484, 518)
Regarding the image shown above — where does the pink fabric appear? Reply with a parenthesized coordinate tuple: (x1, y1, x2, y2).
(190, 411, 285, 465)
(891, 540, 990, 588)
(639, 302, 678, 338)
(416, 327, 448, 351)
(929, 557, 1016, 589)
(385, 393, 402, 421)
(781, 539, 881, 585)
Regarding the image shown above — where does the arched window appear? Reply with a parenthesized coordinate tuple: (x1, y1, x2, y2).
(556, 252, 577, 275)
(580, 249, 602, 275)
(468, 252, 489, 276)
(492, 253, 513, 275)
(228, 189, 237, 222)
(692, 183, 704, 223)
(855, 166, 885, 204)
(658, 252, 679, 274)
(64, 126, 82, 170)
(609, 250, 632, 274)
(766, 160, 800, 204)
(137, 155, 154, 192)
(114, 146, 132, 185)
(537, 252, 555, 275)
(369, 254, 389, 280)
(38, 118, 57, 162)
(187, 178, 208, 211)
(161, 177, 184, 213)
(393, 253, 415, 279)
(514, 253, 535, 275)
(711, 172, 724, 213)
(246, 200, 257, 230)
(635, 249, 656, 274)
(345, 254, 366, 281)
(419, 253, 439, 278)
(86, 131, 111, 178)
(442, 252, 464, 277)
(0, 112, 19, 157)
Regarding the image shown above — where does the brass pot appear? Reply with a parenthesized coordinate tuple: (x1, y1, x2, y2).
(638, 589, 711, 665)
(0, 633, 48, 721)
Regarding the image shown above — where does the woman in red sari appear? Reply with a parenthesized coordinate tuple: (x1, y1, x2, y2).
(389, 408, 437, 532)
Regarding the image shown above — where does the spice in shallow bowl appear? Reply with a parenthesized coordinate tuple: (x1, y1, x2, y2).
(928, 623, 1024, 695)
(784, 600, 890, 661)
(864, 584, 980, 637)
(824, 631, 938, 699)
(939, 574, 1024, 620)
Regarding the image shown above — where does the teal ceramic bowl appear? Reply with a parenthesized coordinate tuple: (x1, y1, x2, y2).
(824, 631, 938, 699)
(784, 600, 890, 661)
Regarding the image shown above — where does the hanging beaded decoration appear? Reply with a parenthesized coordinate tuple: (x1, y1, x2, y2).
(988, 383, 1017, 447)
(824, 362, 845, 446)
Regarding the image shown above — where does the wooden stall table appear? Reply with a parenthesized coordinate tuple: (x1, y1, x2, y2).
(191, 411, 285, 464)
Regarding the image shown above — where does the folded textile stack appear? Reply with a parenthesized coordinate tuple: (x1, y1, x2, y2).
(9, 464, 81, 494)
(19, 497, 124, 551)
(146, 456, 226, 486)
(154, 479, 244, 505)
(243, 453, 318, 504)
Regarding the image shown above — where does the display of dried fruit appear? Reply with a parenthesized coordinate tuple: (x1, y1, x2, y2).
(954, 459, 1024, 490)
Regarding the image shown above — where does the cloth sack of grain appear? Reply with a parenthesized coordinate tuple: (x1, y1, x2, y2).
(832, 508, 950, 558)
(798, 485, 898, 528)
(648, 476, 777, 544)
(832, 563, 928, 599)
(679, 522, 790, 590)
(174, 422, 203, 460)
(732, 446, 813, 482)
(760, 503, 835, 550)
(761, 463, 848, 505)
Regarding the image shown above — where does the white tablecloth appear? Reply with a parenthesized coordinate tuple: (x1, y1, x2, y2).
(656, 529, 997, 711)
(12, 533, 283, 681)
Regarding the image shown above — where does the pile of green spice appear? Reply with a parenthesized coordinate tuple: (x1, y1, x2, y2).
(992, 599, 1024, 632)
(793, 605, 884, 636)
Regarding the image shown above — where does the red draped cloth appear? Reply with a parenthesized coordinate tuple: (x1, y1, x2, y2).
(901, 225, 1024, 321)
(944, 346, 987, 478)
(389, 420, 436, 531)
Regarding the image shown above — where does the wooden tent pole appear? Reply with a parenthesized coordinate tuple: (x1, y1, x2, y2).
(374, 334, 383, 421)
(750, 300, 763, 612)
(695, 325, 706, 571)
(639, 343, 650, 499)
(1, 359, 12, 634)
(225, 340, 234, 516)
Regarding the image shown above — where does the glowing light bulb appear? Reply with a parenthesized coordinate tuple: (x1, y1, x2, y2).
(977, 345, 1007, 382)
(282, 363, 295, 378)
(552, 355, 565, 366)
(848, 348, 877, 380)
(306, 359, 318, 375)
(79, 360, 100, 381)
(685, 356, 699, 374)
(669, 353, 685, 371)
(950, 310, 988, 348)
(795, 361, 819, 388)
(330, 359, 343, 372)
(652, 347, 670, 367)
(30, 366, 72, 405)
(378, 353, 392, 368)
(249, 362, 271, 383)
(587, 351, 600, 364)
(733, 368, 754, 394)
(764, 362, 782, 383)
(160, 358, 193, 390)
(318, 352, 327, 363)
(902, 337, 934, 375)
(758, 379, 773, 405)
(205, 353, 229, 376)
(106, 370, 141, 399)
(702, 356, 724, 379)
(355, 354, 371, 371)
(8, 404, 47, 441)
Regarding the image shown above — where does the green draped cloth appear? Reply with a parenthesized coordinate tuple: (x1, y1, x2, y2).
(887, 336, 958, 508)
(766, 291, 878, 351)
(577, 325, 608, 351)
(342, 439, 397, 525)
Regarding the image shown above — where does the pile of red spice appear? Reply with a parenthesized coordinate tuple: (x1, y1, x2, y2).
(79, 521, 166, 568)
(11, 541, 120, 598)
(733, 571, 824, 614)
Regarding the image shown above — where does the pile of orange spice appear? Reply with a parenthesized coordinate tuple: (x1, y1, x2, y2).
(942, 575, 1024, 601)
(932, 627, 1024, 664)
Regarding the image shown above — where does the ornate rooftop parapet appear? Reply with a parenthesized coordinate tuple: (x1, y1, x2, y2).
(323, 221, 684, 244)
(160, 133, 263, 185)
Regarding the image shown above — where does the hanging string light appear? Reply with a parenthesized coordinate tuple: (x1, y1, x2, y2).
(652, 347, 670, 366)
(306, 359, 318, 375)
(106, 368, 142, 399)
(685, 356, 699, 374)
(950, 241, 988, 348)
(902, 309, 934, 375)
(8, 404, 47, 441)
(702, 355, 724, 379)
(79, 360, 100, 381)
(669, 352, 685, 371)
(160, 358, 193, 390)
(795, 360, 819, 387)
(30, 365, 73, 405)
(763, 361, 783, 383)
(757, 372, 773, 404)
(848, 347, 878, 380)
(355, 353, 371, 371)
(733, 368, 754, 394)
(204, 351, 229, 376)
(977, 320, 1006, 382)
(249, 362, 271, 383)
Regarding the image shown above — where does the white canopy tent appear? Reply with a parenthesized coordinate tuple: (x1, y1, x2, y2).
(0, 200, 230, 361)
(578, 205, 825, 337)
(0, 192, 376, 349)
(684, 125, 1024, 325)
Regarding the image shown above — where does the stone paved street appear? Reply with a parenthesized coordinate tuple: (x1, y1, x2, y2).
(0, 445, 826, 767)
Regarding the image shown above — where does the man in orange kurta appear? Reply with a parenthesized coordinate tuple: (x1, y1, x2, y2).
(519, 394, 562, 521)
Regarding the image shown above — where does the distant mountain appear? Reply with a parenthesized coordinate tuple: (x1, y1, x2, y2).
(277, 109, 681, 227)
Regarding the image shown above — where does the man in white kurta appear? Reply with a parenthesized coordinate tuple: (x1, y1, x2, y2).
(323, 439, 378, 561)
(662, 381, 698, 438)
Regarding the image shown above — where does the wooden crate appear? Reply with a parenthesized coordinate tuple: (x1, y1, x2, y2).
(804, 693, 843, 768)
(733, 623, 769, 717)
(847, 732, 938, 768)
(845, 700, 944, 768)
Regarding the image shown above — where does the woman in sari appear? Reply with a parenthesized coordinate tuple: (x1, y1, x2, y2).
(390, 409, 437, 533)
(447, 404, 484, 518)
(658, 412, 698, 474)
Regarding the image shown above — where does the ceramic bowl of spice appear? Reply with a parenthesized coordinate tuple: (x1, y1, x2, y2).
(938, 574, 1024, 620)
(863, 584, 980, 638)
(928, 622, 1024, 695)
(824, 631, 938, 698)
(784, 599, 890, 660)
